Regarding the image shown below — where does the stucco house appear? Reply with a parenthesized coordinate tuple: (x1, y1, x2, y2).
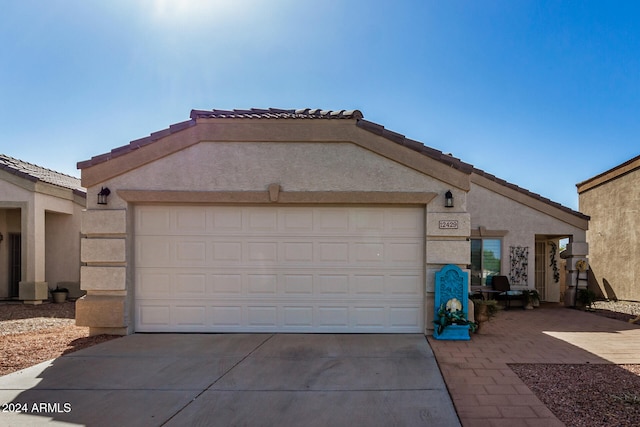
(0, 154, 86, 303)
(577, 154, 640, 302)
(76, 108, 589, 336)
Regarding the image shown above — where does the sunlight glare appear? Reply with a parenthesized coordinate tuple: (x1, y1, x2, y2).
(150, 0, 243, 25)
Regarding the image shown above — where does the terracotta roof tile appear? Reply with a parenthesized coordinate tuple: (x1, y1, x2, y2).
(0, 154, 86, 196)
(471, 167, 588, 220)
(356, 119, 474, 174)
(76, 119, 196, 169)
(189, 108, 363, 120)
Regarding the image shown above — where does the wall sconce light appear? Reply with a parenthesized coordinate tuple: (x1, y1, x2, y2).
(444, 190, 454, 208)
(97, 187, 111, 205)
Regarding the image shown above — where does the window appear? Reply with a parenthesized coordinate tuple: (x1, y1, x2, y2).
(470, 238, 501, 286)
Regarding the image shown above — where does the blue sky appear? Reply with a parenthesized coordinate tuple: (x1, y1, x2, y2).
(1, 0, 638, 210)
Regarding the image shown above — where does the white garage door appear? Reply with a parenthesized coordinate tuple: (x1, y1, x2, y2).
(135, 205, 424, 333)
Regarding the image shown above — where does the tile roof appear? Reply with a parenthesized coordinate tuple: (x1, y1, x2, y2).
(76, 107, 587, 220)
(354, 119, 588, 221)
(356, 119, 474, 174)
(190, 108, 364, 120)
(472, 167, 589, 220)
(0, 154, 86, 196)
(77, 108, 363, 169)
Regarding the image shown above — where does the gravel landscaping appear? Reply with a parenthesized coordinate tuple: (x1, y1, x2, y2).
(511, 300, 640, 427)
(1, 299, 639, 426)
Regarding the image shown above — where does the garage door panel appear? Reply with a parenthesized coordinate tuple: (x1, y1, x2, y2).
(389, 307, 422, 328)
(136, 209, 171, 233)
(137, 268, 423, 298)
(389, 242, 422, 263)
(283, 275, 314, 294)
(136, 237, 172, 266)
(389, 210, 423, 235)
(282, 242, 313, 262)
(353, 209, 385, 232)
(176, 209, 207, 232)
(352, 306, 386, 328)
(318, 242, 349, 262)
(212, 241, 242, 263)
(247, 242, 277, 261)
(176, 241, 207, 263)
(282, 210, 314, 232)
(135, 206, 424, 333)
(318, 275, 349, 294)
(247, 306, 278, 326)
(353, 275, 385, 294)
(137, 272, 171, 297)
(283, 306, 314, 327)
(139, 305, 171, 326)
(210, 274, 242, 294)
(174, 305, 206, 326)
(174, 273, 206, 295)
(353, 243, 384, 262)
(317, 306, 349, 327)
(247, 210, 278, 232)
(211, 207, 243, 231)
(211, 306, 243, 327)
(247, 275, 277, 294)
(136, 301, 424, 332)
(388, 275, 422, 295)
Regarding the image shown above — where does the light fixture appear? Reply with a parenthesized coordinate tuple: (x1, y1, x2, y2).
(97, 187, 111, 205)
(445, 190, 454, 208)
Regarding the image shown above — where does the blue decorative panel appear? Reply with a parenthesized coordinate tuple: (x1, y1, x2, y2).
(433, 264, 470, 340)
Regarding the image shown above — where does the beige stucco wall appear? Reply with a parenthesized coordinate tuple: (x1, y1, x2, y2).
(45, 209, 82, 288)
(87, 142, 463, 210)
(468, 181, 587, 300)
(579, 168, 640, 301)
(80, 134, 470, 335)
(1, 173, 84, 300)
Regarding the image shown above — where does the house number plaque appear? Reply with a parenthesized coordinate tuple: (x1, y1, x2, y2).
(439, 220, 459, 229)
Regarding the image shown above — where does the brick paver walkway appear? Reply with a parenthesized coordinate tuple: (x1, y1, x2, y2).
(428, 303, 640, 427)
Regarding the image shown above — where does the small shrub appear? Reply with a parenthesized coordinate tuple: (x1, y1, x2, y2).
(577, 289, 596, 309)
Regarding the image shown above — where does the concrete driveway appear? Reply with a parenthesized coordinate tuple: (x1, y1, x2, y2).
(0, 334, 460, 426)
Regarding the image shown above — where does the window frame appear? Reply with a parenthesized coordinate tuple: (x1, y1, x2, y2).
(470, 227, 508, 287)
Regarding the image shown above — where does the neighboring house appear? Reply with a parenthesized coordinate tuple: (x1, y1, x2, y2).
(0, 154, 86, 303)
(577, 154, 640, 302)
(76, 108, 589, 336)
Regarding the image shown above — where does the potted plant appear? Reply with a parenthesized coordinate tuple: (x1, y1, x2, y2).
(433, 298, 478, 338)
(51, 286, 69, 303)
(531, 289, 540, 307)
(521, 289, 540, 308)
(470, 298, 499, 333)
(471, 298, 499, 323)
(521, 290, 539, 309)
(577, 288, 596, 310)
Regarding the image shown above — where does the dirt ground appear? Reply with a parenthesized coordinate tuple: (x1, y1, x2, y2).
(0, 301, 119, 376)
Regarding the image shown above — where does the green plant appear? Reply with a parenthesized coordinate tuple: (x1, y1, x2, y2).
(471, 298, 499, 320)
(522, 289, 540, 306)
(577, 288, 596, 309)
(433, 303, 478, 335)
